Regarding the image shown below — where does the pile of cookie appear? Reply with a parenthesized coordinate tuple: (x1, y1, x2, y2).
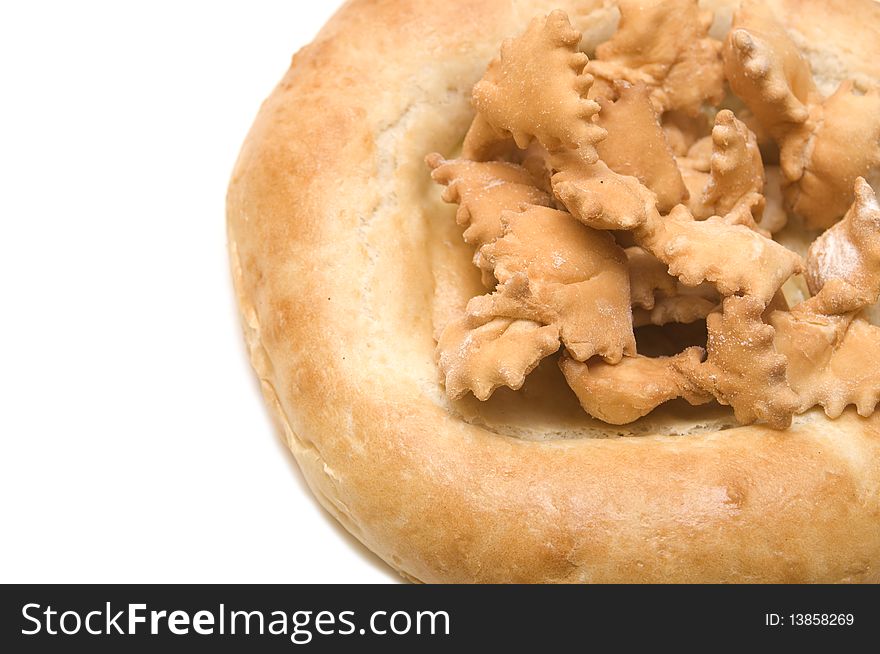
(428, 1, 880, 429)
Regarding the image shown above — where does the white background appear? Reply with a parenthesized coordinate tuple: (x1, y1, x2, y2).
(0, 1, 397, 582)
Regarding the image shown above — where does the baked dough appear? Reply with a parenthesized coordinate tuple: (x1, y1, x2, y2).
(228, 0, 880, 582)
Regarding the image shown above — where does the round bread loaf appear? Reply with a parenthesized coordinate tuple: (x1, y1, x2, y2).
(228, 0, 880, 582)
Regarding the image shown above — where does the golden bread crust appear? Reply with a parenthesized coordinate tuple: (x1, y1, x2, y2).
(228, 0, 880, 582)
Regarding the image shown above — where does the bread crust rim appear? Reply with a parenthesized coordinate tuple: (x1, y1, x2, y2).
(227, 0, 880, 583)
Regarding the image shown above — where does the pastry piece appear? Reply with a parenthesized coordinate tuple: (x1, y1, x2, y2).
(784, 81, 880, 228)
(427, 155, 552, 284)
(589, 0, 724, 115)
(693, 110, 767, 234)
(437, 316, 560, 401)
(640, 207, 801, 303)
(594, 82, 688, 213)
(472, 205, 635, 363)
(559, 349, 712, 425)
(805, 177, 880, 308)
(551, 157, 657, 231)
(722, 1, 816, 138)
(432, 191, 636, 400)
(770, 181, 880, 417)
(472, 10, 605, 161)
(676, 296, 799, 429)
(771, 302, 880, 419)
(724, 1, 880, 228)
